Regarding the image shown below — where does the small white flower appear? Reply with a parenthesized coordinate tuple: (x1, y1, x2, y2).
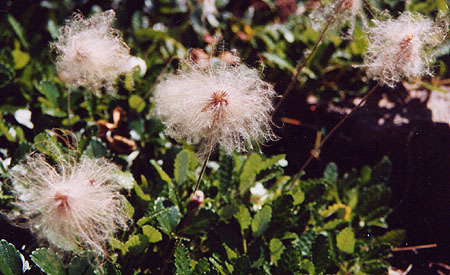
(250, 182, 270, 210)
(127, 56, 147, 77)
(362, 12, 447, 88)
(8, 154, 130, 256)
(14, 109, 34, 129)
(53, 10, 133, 92)
(153, 57, 276, 157)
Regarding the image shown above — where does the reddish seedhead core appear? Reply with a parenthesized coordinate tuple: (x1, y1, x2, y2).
(202, 90, 229, 112)
(54, 192, 70, 211)
(398, 34, 414, 63)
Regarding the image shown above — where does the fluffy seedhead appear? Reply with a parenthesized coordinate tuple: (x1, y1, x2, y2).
(8, 154, 130, 256)
(362, 12, 447, 88)
(309, 0, 365, 39)
(153, 56, 276, 157)
(52, 10, 132, 92)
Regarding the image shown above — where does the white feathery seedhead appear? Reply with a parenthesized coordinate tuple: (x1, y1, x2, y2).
(53, 10, 132, 92)
(9, 154, 130, 256)
(362, 12, 447, 88)
(153, 57, 276, 157)
(310, 0, 364, 39)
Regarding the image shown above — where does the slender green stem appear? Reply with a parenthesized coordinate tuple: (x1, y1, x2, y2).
(159, 146, 212, 275)
(289, 82, 380, 188)
(67, 88, 72, 127)
(273, 0, 347, 116)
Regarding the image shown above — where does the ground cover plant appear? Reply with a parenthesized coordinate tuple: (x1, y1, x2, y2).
(1, 0, 449, 274)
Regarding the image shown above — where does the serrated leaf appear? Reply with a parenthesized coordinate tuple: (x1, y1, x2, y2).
(31, 248, 65, 275)
(0, 239, 23, 275)
(174, 150, 189, 185)
(336, 227, 355, 254)
(239, 154, 262, 193)
(234, 205, 251, 231)
(175, 243, 192, 275)
(128, 94, 146, 113)
(312, 234, 330, 274)
(269, 238, 285, 265)
(251, 205, 272, 237)
(142, 225, 162, 243)
(218, 152, 233, 194)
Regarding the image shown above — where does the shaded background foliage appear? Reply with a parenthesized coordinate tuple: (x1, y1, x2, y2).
(0, 0, 449, 274)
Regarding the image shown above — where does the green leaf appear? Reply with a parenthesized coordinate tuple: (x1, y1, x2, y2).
(0, 63, 15, 88)
(0, 239, 23, 275)
(31, 248, 65, 275)
(12, 45, 30, 69)
(292, 190, 305, 205)
(85, 138, 107, 158)
(251, 205, 272, 237)
(336, 227, 355, 254)
(109, 238, 128, 255)
(218, 152, 233, 194)
(175, 243, 192, 275)
(269, 238, 285, 265)
(68, 256, 95, 275)
(223, 243, 238, 260)
(323, 162, 338, 184)
(37, 80, 60, 107)
(128, 94, 146, 113)
(298, 259, 315, 275)
(184, 209, 219, 235)
(312, 234, 330, 274)
(7, 15, 28, 48)
(371, 156, 391, 184)
(155, 198, 181, 234)
(239, 154, 285, 194)
(231, 255, 251, 275)
(234, 205, 251, 231)
(219, 204, 239, 221)
(33, 131, 64, 161)
(262, 52, 294, 72)
(174, 150, 189, 185)
(150, 160, 174, 185)
(134, 182, 151, 201)
(375, 229, 406, 247)
(142, 225, 163, 243)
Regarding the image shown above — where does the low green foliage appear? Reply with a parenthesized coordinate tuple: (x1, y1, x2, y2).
(2, 0, 442, 273)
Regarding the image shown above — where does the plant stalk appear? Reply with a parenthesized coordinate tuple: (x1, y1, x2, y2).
(289, 82, 380, 187)
(273, 0, 347, 116)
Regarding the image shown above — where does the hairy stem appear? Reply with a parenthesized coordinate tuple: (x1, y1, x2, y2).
(273, 0, 347, 116)
(159, 146, 212, 275)
(289, 82, 380, 188)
